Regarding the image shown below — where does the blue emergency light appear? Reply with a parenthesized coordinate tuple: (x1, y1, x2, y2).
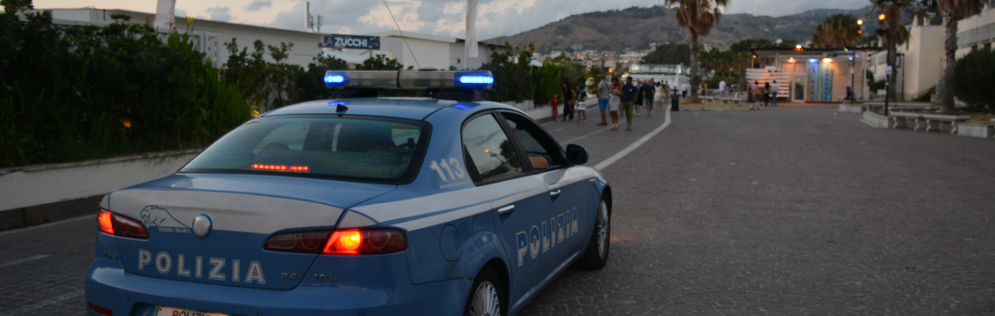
(324, 70, 494, 91)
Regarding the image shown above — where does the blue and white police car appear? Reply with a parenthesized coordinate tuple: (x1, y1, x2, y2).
(85, 70, 612, 316)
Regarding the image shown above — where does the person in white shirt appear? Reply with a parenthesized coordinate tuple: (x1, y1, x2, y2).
(718, 80, 727, 96)
(771, 80, 780, 106)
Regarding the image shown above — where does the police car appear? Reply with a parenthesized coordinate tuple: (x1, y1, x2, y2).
(85, 70, 612, 316)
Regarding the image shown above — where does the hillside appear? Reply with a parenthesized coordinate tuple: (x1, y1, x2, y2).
(485, 6, 871, 53)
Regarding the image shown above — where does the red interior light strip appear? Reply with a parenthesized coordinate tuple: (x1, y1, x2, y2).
(251, 164, 309, 173)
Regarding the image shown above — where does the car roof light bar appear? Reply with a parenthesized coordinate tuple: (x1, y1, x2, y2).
(324, 70, 493, 91)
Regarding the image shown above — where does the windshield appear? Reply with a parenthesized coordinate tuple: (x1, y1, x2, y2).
(180, 115, 429, 183)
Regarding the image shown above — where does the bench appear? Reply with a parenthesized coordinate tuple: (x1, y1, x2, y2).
(891, 112, 921, 130)
(865, 102, 936, 113)
(921, 114, 971, 134)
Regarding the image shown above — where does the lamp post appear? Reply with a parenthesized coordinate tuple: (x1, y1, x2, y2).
(876, 14, 891, 115)
(851, 19, 862, 106)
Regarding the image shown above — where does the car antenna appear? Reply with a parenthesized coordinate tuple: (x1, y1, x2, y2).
(381, 0, 420, 69)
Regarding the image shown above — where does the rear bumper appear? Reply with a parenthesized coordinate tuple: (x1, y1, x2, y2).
(85, 257, 472, 316)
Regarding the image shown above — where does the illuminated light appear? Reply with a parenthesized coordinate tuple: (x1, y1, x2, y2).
(858, 30, 863, 34)
(808, 58, 818, 63)
(823, 58, 833, 63)
(857, 19, 863, 25)
(250, 164, 309, 173)
(98, 210, 114, 235)
(328, 101, 346, 107)
(324, 74, 345, 84)
(322, 228, 407, 255)
(339, 230, 362, 250)
(796, 44, 802, 49)
(849, 56, 854, 61)
(752, 55, 757, 59)
(485, 149, 490, 153)
(457, 75, 494, 84)
(879, 13, 886, 21)
(788, 57, 796, 63)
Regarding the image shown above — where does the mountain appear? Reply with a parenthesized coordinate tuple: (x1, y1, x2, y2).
(485, 5, 871, 53)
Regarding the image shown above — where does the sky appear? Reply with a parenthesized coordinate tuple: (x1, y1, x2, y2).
(29, 0, 870, 40)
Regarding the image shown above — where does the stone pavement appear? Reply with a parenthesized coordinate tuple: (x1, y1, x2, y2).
(523, 106, 995, 315)
(1, 105, 992, 315)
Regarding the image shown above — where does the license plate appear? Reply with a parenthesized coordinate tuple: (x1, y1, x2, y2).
(156, 306, 228, 316)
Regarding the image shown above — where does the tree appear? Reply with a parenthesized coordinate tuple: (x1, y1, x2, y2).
(937, 0, 986, 113)
(641, 43, 691, 64)
(668, 0, 729, 102)
(811, 13, 863, 48)
(870, 0, 924, 101)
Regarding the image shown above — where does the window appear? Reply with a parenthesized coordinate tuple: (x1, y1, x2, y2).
(500, 113, 565, 170)
(180, 116, 428, 182)
(462, 114, 523, 181)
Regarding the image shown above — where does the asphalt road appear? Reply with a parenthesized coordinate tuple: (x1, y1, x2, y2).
(1, 105, 993, 315)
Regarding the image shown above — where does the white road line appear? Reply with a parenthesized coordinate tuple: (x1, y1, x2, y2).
(0, 254, 51, 269)
(3, 289, 84, 314)
(594, 105, 672, 171)
(562, 127, 609, 144)
(0, 214, 92, 237)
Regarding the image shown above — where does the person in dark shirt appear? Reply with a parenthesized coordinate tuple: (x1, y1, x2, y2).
(561, 82, 574, 121)
(621, 77, 638, 131)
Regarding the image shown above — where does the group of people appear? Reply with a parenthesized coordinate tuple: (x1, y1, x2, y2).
(747, 80, 780, 111)
(591, 75, 669, 131)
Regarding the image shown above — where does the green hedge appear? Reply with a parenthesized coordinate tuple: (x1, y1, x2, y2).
(955, 49, 995, 113)
(1, 2, 248, 168)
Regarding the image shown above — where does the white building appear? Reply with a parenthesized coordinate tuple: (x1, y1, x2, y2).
(339, 30, 510, 70)
(35, 8, 508, 71)
(868, 5, 995, 101)
(39, 8, 323, 68)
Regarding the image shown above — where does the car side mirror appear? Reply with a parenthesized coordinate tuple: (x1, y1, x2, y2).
(565, 144, 589, 165)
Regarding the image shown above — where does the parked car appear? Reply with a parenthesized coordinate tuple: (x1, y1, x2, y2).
(85, 70, 613, 316)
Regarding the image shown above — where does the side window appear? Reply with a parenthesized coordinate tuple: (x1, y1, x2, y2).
(462, 114, 523, 181)
(501, 113, 566, 170)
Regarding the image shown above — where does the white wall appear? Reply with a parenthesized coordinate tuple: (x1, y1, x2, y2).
(0, 151, 198, 212)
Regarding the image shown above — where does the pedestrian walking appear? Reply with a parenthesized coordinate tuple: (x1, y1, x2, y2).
(575, 86, 587, 122)
(771, 80, 779, 106)
(644, 79, 656, 117)
(609, 77, 622, 131)
(654, 81, 664, 110)
(561, 82, 574, 121)
(751, 81, 763, 110)
(764, 82, 770, 106)
(718, 79, 727, 96)
(634, 79, 644, 117)
(596, 75, 611, 126)
(682, 82, 689, 98)
(622, 77, 638, 131)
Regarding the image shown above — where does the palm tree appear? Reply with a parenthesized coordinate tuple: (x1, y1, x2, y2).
(668, 0, 729, 102)
(870, 0, 923, 101)
(937, 0, 986, 113)
(811, 13, 864, 48)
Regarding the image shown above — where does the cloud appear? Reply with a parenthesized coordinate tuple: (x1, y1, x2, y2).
(246, 0, 272, 12)
(206, 6, 233, 22)
(175, 9, 188, 18)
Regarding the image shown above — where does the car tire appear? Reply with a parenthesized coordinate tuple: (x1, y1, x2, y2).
(574, 195, 610, 269)
(464, 265, 505, 316)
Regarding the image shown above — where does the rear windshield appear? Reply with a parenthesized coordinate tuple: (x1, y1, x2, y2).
(180, 116, 430, 183)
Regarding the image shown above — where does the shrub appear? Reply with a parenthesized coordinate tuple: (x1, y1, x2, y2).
(0, 2, 248, 167)
(954, 49, 995, 113)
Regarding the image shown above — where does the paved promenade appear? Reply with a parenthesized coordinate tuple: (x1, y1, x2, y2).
(1, 105, 992, 315)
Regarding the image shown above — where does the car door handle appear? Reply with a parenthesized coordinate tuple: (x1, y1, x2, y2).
(497, 205, 515, 215)
(549, 190, 562, 198)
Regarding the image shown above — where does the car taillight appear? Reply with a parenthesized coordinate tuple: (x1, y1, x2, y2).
(263, 228, 407, 255)
(97, 209, 149, 239)
(263, 231, 331, 253)
(323, 228, 407, 255)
